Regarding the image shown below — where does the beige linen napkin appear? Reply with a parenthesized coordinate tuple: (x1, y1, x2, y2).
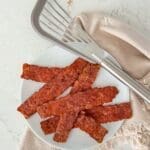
(20, 13, 150, 150)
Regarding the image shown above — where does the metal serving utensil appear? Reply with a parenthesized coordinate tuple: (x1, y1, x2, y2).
(31, 0, 150, 103)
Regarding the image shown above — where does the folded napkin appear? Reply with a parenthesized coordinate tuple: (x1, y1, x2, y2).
(20, 13, 150, 150)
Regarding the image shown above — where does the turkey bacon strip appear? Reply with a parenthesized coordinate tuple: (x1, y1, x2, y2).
(40, 102, 131, 135)
(17, 58, 88, 118)
(71, 63, 100, 94)
(74, 113, 108, 143)
(53, 63, 100, 142)
(37, 86, 118, 118)
(21, 63, 61, 83)
(86, 102, 132, 123)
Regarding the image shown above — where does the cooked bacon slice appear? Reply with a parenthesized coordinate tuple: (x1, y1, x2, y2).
(37, 86, 118, 118)
(40, 102, 132, 135)
(53, 63, 100, 142)
(74, 113, 107, 143)
(17, 58, 88, 118)
(53, 111, 79, 142)
(40, 102, 132, 139)
(86, 102, 132, 123)
(21, 63, 61, 83)
(71, 63, 100, 94)
(40, 116, 60, 134)
(40, 117, 58, 134)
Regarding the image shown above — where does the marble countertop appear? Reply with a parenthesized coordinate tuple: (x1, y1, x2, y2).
(0, 0, 150, 150)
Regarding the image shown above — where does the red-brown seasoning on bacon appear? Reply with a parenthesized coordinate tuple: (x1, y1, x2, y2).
(53, 111, 79, 142)
(40, 116, 60, 134)
(40, 102, 132, 135)
(40, 63, 100, 139)
(17, 58, 88, 118)
(86, 102, 132, 123)
(53, 63, 100, 142)
(71, 63, 100, 94)
(74, 113, 107, 143)
(37, 86, 118, 118)
(21, 63, 61, 83)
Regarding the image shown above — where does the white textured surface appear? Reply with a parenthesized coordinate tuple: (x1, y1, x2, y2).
(0, 0, 150, 150)
(0, 0, 53, 150)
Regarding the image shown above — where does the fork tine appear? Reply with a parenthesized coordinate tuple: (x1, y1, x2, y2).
(44, 7, 68, 28)
(40, 0, 91, 43)
(41, 13, 64, 32)
(40, 20, 61, 37)
(47, 1, 70, 24)
(40, 13, 77, 42)
(43, 7, 86, 42)
(40, 20, 74, 42)
(52, 0, 91, 43)
(40, 18, 76, 42)
(41, 12, 82, 42)
(52, 0, 72, 19)
(64, 27, 89, 43)
(44, 0, 88, 43)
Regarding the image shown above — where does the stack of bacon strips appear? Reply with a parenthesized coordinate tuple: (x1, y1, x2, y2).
(17, 58, 132, 143)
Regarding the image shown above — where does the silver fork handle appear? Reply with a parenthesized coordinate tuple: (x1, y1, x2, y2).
(101, 57, 150, 103)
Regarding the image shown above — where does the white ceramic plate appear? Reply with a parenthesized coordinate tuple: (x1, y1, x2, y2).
(21, 46, 129, 150)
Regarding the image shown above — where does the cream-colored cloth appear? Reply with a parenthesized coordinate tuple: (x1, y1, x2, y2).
(20, 13, 150, 150)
